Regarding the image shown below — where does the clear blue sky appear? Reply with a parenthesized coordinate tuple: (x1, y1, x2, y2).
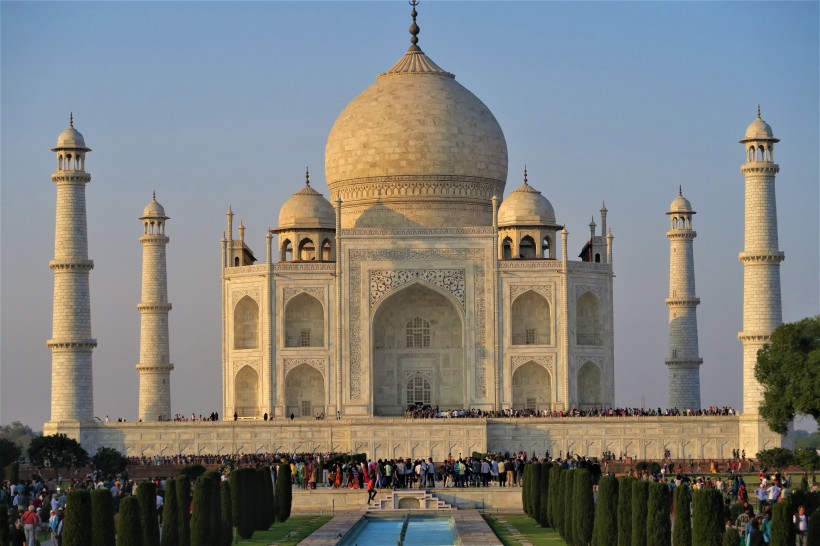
(2, 1, 818, 431)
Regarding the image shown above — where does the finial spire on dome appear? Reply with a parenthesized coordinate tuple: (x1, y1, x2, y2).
(757, 104, 761, 119)
(523, 165, 528, 185)
(679, 185, 683, 196)
(69, 112, 74, 128)
(305, 166, 310, 187)
(408, 0, 421, 51)
(153, 190, 157, 201)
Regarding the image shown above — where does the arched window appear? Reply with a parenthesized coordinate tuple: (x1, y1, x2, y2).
(299, 238, 316, 261)
(595, 253, 601, 263)
(511, 291, 550, 345)
(406, 375, 431, 406)
(234, 256, 240, 267)
(234, 296, 259, 349)
(576, 291, 602, 346)
(502, 237, 513, 260)
(405, 317, 430, 348)
(542, 236, 551, 259)
(281, 239, 293, 261)
(519, 236, 536, 259)
(234, 365, 259, 418)
(321, 239, 332, 261)
(577, 361, 602, 407)
(285, 293, 324, 347)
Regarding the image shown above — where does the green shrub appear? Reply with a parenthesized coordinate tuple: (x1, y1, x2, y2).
(635, 461, 661, 475)
(255, 468, 268, 531)
(646, 482, 671, 546)
(631, 480, 649, 546)
(673, 485, 693, 546)
(808, 506, 820, 546)
(117, 496, 143, 546)
(721, 527, 740, 546)
(175, 475, 191, 546)
(204, 472, 222, 542)
(770, 501, 793, 546)
(548, 464, 562, 530)
(572, 469, 594, 546)
(136, 481, 160, 546)
(220, 481, 233, 546)
(692, 488, 723, 546)
(276, 463, 293, 523)
(63, 489, 92, 546)
(563, 469, 576, 545)
(231, 468, 254, 539)
(539, 461, 551, 527)
(179, 464, 207, 481)
(617, 477, 635, 546)
(263, 466, 276, 529)
(592, 475, 618, 546)
(191, 472, 221, 546)
(4, 462, 19, 484)
(91, 489, 116, 546)
(521, 464, 532, 516)
(0, 500, 12, 546)
(554, 465, 566, 537)
(160, 479, 179, 546)
(531, 463, 543, 524)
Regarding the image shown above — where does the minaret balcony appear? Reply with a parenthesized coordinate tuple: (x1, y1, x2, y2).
(738, 251, 784, 263)
(49, 259, 94, 271)
(47, 337, 97, 349)
(664, 358, 703, 368)
(665, 297, 700, 307)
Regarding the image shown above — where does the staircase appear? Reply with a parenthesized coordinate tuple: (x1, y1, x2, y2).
(365, 489, 455, 512)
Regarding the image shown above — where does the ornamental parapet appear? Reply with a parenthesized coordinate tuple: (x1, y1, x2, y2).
(740, 164, 779, 175)
(272, 263, 335, 273)
(137, 303, 172, 312)
(135, 363, 174, 371)
(47, 338, 97, 349)
(500, 260, 563, 271)
(51, 172, 91, 184)
(666, 231, 697, 240)
(665, 358, 703, 369)
(139, 234, 170, 244)
(328, 175, 505, 203)
(342, 227, 495, 237)
(738, 251, 784, 263)
(738, 331, 772, 343)
(665, 297, 700, 307)
(50, 259, 94, 271)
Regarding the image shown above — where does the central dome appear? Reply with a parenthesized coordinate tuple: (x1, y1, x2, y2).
(325, 46, 508, 228)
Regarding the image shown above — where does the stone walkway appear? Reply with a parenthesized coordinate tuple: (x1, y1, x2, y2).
(298, 512, 363, 545)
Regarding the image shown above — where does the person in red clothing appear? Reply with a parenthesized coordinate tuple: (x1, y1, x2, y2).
(20, 505, 38, 546)
(366, 467, 377, 504)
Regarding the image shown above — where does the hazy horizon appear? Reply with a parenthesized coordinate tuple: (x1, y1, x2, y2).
(2, 1, 818, 432)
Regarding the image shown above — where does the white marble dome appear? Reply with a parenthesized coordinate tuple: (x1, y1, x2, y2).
(498, 178, 556, 227)
(53, 118, 90, 151)
(668, 194, 693, 214)
(141, 194, 167, 219)
(278, 180, 336, 230)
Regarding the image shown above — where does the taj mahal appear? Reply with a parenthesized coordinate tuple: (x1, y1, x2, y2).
(43, 6, 785, 461)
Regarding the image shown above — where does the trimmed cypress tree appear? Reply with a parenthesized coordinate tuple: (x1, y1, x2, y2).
(255, 468, 268, 531)
(572, 469, 594, 546)
(175, 475, 191, 546)
(0, 501, 10, 546)
(770, 501, 793, 546)
(117, 496, 143, 546)
(160, 479, 179, 546)
(91, 488, 116, 546)
(646, 482, 671, 546)
(264, 466, 276, 528)
(673, 485, 693, 546)
(191, 472, 220, 546)
(721, 527, 740, 546)
(204, 472, 223, 542)
(548, 464, 562, 530)
(808, 506, 820, 546)
(522, 464, 532, 516)
(220, 481, 233, 546)
(276, 462, 293, 523)
(539, 461, 551, 527)
(554, 465, 566, 537)
(229, 469, 243, 534)
(136, 481, 160, 546)
(617, 477, 634, 546)
(63, 489, 93, 546)
(233, 468, 254, 539)
(631, 480, 650, 546)
(692, 488, 723, 546)
(591, 475, 619, 546)
(532, 463, 543, 524)
(564, 469, 576, 545)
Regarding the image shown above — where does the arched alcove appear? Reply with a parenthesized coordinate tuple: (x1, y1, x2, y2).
(511, 291, 550, 345)
(284, 293, 324, 347)
(298, 238, 316, 260)
(576, 292, 602, 346)
(512, 361, 551, 410)
(372, 282, 464, 415)
(519, 235, 536, 259)
(281, 239, 293, 261)
(234, 296, 259, 349)
(502, 237, 513, 259)
(234, 366, 259, 418)
(285, 364, 324, 417)
(577, 361, 602, 408)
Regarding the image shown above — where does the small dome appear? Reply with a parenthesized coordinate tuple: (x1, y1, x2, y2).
(498, 176, 556, 227)
(277, 179, 336, 230)
(52, 114, 90, 151)
(668, 194, 693, 213)
(141, 194, 167, 219)
(740, 109, 778, 143)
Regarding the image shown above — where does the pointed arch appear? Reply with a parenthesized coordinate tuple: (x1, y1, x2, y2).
(234, 365, 259, 418)
(281, 239, 293, 261)
(321, 239, 333, 261)
(512, 361, 552, 411)
(234, 296, 259, 349)
(298, 238, 316, 260)
(285, 364, 325, 418)
(511, 290, 550, 345)
(576, 291, 602, 346)
(501, 237, 513, 260)
(519, 235, 536, 259)
(577, 361, 602, 408)
(284, 293, 324, 347)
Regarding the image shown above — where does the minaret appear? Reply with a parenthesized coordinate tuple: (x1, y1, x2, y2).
(665, 187, 702, 410)
(48, 114, 97, 422)
(137, 193, 173, 421)
(738, 107, 783, 414)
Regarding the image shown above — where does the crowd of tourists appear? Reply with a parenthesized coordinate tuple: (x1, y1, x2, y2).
(404, 405, 738, 419)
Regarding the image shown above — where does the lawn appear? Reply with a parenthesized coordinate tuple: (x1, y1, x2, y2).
(235, 515, 332, 546)
(483, 514, 567, 546)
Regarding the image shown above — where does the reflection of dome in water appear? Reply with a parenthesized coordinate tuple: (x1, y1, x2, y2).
(325, 35, 508, 228)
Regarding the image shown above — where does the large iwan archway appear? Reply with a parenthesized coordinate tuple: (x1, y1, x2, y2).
(512, 361, 551, 411)
(234, 366, 259, 417)
(285, 364, 324, 418)
(371, 283, 464, 416)
(577, 361, 602, 408)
